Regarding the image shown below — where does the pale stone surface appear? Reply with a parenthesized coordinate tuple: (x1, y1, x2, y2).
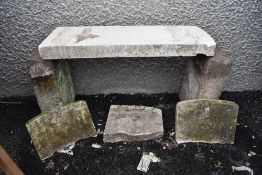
(26, 52, 54, 78)
(27, 53, 75, 112)
(39, 26, 216, 59)
(26, 101, 96, 160)
(175, 99, 239, 144)
(179, 47, 232, 100)
(103, 105, 163, 143)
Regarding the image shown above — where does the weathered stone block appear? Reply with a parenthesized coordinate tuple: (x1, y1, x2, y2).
(27, 53, 75, 112)
(175, 99, 239, 144)
(179, 47, 232, 100)
(32, 75, 63, 112)
(26, 52, 54, 78)
(26, 101, 96, 160)
(104, 105, 163, 143)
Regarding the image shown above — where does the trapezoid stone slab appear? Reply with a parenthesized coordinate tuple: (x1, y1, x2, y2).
(39, 26, 216, 59)
(26, 100, 96, 160)
(179, 47, 232, 100)
(175, 99, 239, 144)
(103, 105, 163, 143)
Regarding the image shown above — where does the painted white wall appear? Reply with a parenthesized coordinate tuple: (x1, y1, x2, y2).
(0, 0, 261, 97)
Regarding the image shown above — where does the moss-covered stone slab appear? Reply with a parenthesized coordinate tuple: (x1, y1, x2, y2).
(27, 53, 75, 112)
(104, 105, 163, 143)
(179, 47, 232, 100)
(26, 100, 96, 160)
(175, 99, 238, 144)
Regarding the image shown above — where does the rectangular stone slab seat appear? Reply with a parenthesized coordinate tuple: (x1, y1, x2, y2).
(38, 26, 216, 59)
(103, 105, 164, 143)
(26, 100, 96, 160)
(175, 99, 239, 144)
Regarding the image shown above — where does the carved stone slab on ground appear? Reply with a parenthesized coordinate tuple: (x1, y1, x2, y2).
(104, 105, 163, 143)
(175, 99, 238, 144)
(39, 26, 216, 59)
(26, 101, 96, 160)
(179, 47, 232, 100)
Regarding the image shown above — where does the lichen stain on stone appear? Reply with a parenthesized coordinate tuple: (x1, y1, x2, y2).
(55, 61, 75, 104)
(26, 101, 96, 160)
(176, 100, 238, 143)
(33, 76, 58, 91)
(75, 28, 99, 43)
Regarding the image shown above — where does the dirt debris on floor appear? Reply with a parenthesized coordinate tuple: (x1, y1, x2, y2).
(0, 91, 262, 175)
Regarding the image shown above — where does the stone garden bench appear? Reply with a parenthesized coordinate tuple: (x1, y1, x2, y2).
(28, 26, 231, 112)
(26, 26, 237, 159)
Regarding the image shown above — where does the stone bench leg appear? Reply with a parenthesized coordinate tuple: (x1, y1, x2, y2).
(27, 53, 75, 112)
(179, 48, 232, 100)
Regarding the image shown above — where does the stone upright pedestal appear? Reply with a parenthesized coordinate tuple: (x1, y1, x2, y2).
(27, 53, 75, 112)
(179, 48, 232, 100)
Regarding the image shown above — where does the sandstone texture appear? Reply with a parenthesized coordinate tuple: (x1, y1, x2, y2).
(179, 47, 232, 100)
(175, 99, 239, 144)
(32, 75, 63, 112)
(104, 105, 163, 143)
(26, 100, 96, 160)
(39, 26, 216, 59)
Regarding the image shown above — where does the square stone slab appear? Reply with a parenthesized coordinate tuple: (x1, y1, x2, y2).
(39, 26, 216, 59)
(103, 105, 163, 143)
(26, 100, 96, 160)
(176, 99, 239, 144)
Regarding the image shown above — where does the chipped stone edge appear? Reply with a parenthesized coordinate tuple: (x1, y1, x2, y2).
(176, 99, 238, 108)
(104, 105, 163, 143)
(26, 52, 55, 78)
(104, 131, 164, 143)
(109, 105, 162, 113)
(38, 26, 216, 59)
(176, 139, 234, 145)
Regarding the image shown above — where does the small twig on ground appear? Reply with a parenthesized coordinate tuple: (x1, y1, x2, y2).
(0, 146, 25, 175)
(0, 101, 22, 104)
